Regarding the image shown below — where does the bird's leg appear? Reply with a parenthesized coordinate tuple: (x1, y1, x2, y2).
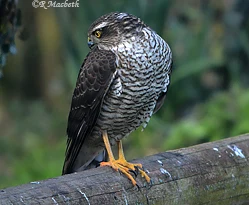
(100, 131, 150, 186)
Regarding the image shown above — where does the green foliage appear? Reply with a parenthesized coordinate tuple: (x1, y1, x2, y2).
(0, 0, 249, 188)
(166, 86, 249, 148)
(0, 101, 65, 188)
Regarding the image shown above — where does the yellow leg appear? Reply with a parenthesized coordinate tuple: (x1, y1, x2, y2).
(100, 131, 150, 186)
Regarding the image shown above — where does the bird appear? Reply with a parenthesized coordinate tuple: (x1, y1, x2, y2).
(62, 12, 173, 186)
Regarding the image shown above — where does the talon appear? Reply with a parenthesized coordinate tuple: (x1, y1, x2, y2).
(100, 131, 151, 186)
(129, 168, 138, 177)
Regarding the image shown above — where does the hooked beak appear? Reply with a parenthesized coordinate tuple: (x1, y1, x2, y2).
(87, 37, 94, 48)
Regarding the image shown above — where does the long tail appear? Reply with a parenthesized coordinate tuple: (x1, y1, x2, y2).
(62, 143, 106, 175)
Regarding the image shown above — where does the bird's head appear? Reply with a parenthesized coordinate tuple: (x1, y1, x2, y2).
(87, 12, 145, 49)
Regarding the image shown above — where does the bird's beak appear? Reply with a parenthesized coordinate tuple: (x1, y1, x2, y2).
(88, 37, 94, 48)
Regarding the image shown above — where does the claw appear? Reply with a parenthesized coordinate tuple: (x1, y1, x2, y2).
(129, 167, 138, 177)
(100, 131, 151, 186)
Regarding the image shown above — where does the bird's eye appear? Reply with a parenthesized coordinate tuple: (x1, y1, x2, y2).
(94, 30, 102, 38)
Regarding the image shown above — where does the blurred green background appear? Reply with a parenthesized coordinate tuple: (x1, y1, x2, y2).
(0, 0, 249, 188)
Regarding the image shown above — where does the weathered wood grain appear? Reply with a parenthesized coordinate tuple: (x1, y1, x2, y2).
(1, 134, 249, 205)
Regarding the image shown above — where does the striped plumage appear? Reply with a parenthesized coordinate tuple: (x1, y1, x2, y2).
(62, 12, 172, 175)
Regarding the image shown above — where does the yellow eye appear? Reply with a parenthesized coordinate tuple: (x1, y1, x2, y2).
(94, 30, 102, 38)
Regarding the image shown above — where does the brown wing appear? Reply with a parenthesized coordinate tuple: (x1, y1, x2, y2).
(62, 47, 117, 174)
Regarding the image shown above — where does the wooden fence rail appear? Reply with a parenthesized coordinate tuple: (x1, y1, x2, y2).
(1, 134, 249, 205)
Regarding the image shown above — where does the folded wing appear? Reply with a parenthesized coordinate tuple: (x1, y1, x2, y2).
(62, 47, 117, 174)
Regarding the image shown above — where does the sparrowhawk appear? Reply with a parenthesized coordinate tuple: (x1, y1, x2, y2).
(62, 12, 173, 185)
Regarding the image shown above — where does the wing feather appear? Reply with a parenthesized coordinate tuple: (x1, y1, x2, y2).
(62, 47, 117, 174)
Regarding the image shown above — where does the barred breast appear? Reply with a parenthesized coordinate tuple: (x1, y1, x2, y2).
(93, 26, 172, 145)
